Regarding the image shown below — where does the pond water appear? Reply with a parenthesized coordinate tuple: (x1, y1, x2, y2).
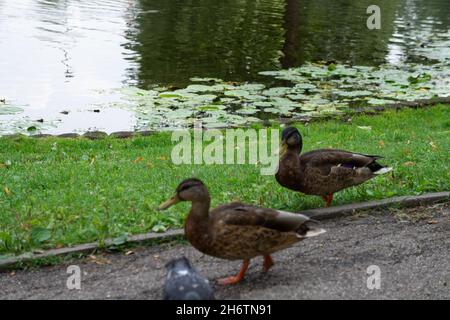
(0, 0, 449, 134)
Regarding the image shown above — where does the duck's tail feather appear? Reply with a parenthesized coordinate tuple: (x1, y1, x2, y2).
(299, 227, 326, 238)
(373, 167, 393, 175)
(367, 160, 392, 175)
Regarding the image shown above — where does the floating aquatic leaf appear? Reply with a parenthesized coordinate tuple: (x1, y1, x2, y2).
(203, 110, 227, 117)
(0, 106, 23, 115)
(288, 93, 312, 101)
(191, 94, 217, 102)
(407, 73, 432, 84)
(224, 89, 250, 98)
(120, 87, 158, 97)
(331, 66, 358, 77)
(262, 87, 292, 97)
(165, 109, 194, 119)
(242, 94, 267, 101)
(327, 63, 337, 71)
(298, 105, 317, 111)
(308, 98, 330, 105)
(235, 83, 265, 92)
(196, 105, 226, 111)
(317, 105, 343, 115)
(189, 77, 223, 83)
(236, 108, 258, 115)
(219, 97, 237, 103)
(367, 98, 394, 105)
(335, 90, 373, 97)
(258, 70, 283, 76)
(184, 84, 217, 93)
(270, 97, 298, 109)
(294, 83, 316, 90)
(253, 101, 274, 108)
(159, 93, 182, 99)
(203, 122, 229, 128)
(263, 108, 283, 114)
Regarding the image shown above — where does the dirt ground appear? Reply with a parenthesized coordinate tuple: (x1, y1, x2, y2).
(0, 203, 448, 300)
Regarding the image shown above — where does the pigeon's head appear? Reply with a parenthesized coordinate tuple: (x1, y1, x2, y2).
(165, 256, 193, 273)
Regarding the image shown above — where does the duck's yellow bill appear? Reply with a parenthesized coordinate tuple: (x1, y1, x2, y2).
(279, 142, 288, 157)
(158, 195, 179, 210)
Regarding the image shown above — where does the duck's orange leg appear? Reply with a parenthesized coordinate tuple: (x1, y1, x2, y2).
(321, 194, 334, 207)
(262, 255, 274, 273)
(217, 260, 250, 285)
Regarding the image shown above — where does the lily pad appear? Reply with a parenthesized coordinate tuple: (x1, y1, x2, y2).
(159, 93, 183, 99)
(189, 77, 223, 83)
(185, 84, 217, 93)
(224, 90, 250, 98)
(196, 105, 226, 111)
(0, 106, 23, 115)
(294, 83, 316, 90)
(262, 87, 292, 97)
(236, 108, 258, 115)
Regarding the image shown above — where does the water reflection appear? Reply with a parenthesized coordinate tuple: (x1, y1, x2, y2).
(0, 0, 448, 134)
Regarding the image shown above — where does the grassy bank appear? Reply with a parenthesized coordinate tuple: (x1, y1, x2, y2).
(0, 105, 449, 255)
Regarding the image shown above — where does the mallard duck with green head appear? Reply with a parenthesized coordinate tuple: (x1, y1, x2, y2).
(159, 178, 325, 285)
(276, 127, 392, 207)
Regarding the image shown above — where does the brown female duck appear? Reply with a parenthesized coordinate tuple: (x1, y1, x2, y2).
(159, 178, 325, 285)
(276, 127, 392, 206)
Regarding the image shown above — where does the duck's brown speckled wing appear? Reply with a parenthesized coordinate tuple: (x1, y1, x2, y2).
(210, 203, 311, 232)
(301, 149, 381, 174)
(299, 149, 382, 195)
(205, 203, 315, 260)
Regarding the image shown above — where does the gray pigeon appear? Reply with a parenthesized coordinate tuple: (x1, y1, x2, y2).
(164, 257, 215, 300)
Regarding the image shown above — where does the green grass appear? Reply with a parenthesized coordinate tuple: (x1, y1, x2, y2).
(0, 105, 449, 255)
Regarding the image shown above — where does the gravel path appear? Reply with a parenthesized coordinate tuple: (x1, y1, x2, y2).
(1, 204, 448, 300)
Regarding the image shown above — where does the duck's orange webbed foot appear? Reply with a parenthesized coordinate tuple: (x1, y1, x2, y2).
(217, 260, 250, 285)
(321, 194, 334, 207)
(262, 255, 274, 273)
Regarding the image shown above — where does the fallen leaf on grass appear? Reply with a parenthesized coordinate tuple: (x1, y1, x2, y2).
(378, 140, 385, 148)
(429, 141, 438, 150)
(156, 156, 167, 161)
(133, 156, 143, 163)
(3, 187, 12, 196)
(403, 161, 415, 166)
